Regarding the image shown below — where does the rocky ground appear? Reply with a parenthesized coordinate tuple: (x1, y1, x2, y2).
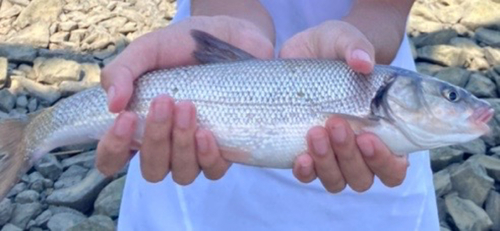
(0, 0, 499, 230)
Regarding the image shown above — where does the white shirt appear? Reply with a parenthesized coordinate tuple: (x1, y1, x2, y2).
(117, 1, 440, 230)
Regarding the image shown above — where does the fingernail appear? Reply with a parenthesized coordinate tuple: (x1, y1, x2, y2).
(358, 139, 374, 157)
(196, 131, 208, 154)
(312, 134, 328, 156)
(331, 123, 346, 144)
(352, 49, 371, 63)
(153, 98, 170, 122)
(176, 103, 192, 129)
(107, 86, 115, 106)
(114, 112, 134, 137)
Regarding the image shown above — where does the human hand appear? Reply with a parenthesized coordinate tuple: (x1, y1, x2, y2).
(280, 21, 408, 193)
(96, 16, 274, 184)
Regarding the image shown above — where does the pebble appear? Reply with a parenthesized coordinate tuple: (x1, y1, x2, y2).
(94, 176, 126, 218)
(55, 165, 88, 189)
(7, 22, 51, 48)
(465, 73, 498, 98)
(0, 89, 15, 112)
(67, 215, 115, 231)
(417, 45, 465, 67)
(11, 76, 61, 105)
(14, 190, 40, 203)
(412, 29, 458, 48)
(34, 58, 82, 85)
(451, 139, 487, 156)
(0, 57, 7, 86)
(484, 47, 500, 67)
(434, 67, 470, 88)
(0, 224, 22, 231)
(34, 154, 63, 181)
(27, 97, 37, 112)
(485, 191, 500, 230)
(61, 151, 96, 169)
(34, 210, 52, 227)
(475, 27, 500, 47)
(13, 0, 62, 29)
(9, 202, 42, 229)
(0, 199, 14, 226)
(15, 95, 27, 108)
(433, 169, 452, 197)
(0, 44, 37, 63)
(468, 155, 500, 181)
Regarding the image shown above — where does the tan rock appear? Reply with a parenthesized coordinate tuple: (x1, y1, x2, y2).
(14, 0, 63, 29)
(7, 22, 50, 48)
(460, 0, 500, 30)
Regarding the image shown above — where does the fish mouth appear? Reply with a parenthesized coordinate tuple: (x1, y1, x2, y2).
(469, 107, 494, 133)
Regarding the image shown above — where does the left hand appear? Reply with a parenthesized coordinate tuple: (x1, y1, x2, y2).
(280, 20, 409, 193)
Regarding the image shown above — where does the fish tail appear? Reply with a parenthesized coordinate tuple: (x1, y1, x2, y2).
(0, 116, 33, 199)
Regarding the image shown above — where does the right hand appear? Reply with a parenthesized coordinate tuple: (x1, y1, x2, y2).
(95, 16, 274, 184)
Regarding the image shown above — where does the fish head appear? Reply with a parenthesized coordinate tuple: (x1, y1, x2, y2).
(372, 69, 494, 150)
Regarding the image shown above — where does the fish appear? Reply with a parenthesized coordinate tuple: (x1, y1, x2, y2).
(0, 30, 494, 199)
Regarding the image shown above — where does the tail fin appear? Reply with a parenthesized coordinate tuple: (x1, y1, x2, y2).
(0, 116, 32, 199)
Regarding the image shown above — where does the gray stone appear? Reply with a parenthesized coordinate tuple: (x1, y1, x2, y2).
(61, 151, 96, 169)
(13, 0, 62, 29)
(445, 193, 493, 231)
(34, 209, 52, 227)
(10, 76, 61, 105)
(485, 191, 500, 231)
(0, 224, 22, 231)
(66, 215, 115, 231)
(433, 169, 452, 197)
(430, 147, 464, 172)
(434, 67, 470, 88)
(94, 176, 125, 218)
(46, 169, 112, 212)
(460, 0, 500, 30)
(451, 138, 487, 155)
(59, 81, 93, 95)
(7, 22, 50, 48)
(0, 57, 6, 86)
(475, 28, 500, 47)
(465, 73, 498, 98)
(55, 165, 88, 189)
(412, 29, 458, 48)
(0, 89, 16, 112)
(451, 38, 480, 50)
(417, 45, 465, 67)
(47, 212, 86, 231)
(10, 202, 42, 229)
(6, 182, 26, 198)
(0, 45, 37, 63)
(450, 161, 494, 207)
(15, 190, 40, 203)
(48, 206, 85, 217)
(0, 198, 14, 226)
(15, 95, 27, 108)
(34, 58, 81, 85)
(27, 97, 37, 113)
(484, 47, 500, 67)
(416, 62, 444, 76)
(34, 154, 63, 181)
(468, 155, 500, 181)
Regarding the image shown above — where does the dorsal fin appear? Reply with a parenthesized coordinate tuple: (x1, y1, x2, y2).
(190, 29, 256, 64)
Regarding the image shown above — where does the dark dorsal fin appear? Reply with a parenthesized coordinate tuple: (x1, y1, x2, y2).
(190, 29, 257, 64)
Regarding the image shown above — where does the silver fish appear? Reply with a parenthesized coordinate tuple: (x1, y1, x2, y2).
(0, 30, 494, 199)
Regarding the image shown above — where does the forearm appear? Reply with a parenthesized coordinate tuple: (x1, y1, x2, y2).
(342, 0, 415, 64)
(191, 0, 275, 43)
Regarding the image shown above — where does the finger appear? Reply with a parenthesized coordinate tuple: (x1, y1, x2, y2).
(196, 129, 231, 180)
(307, 126, 346, 193)
(279, 20, 375, 74)
(139, 95, 174, 182)
(171, 101, 200, 185)
(357, 134, 408, 187)
(96, 112, 138, 176)
(292, 153, 317, 183)
(326, 117, 374, 192)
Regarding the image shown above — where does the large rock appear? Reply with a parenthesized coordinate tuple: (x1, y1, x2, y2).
(34, 210, 52, 227)
(434, 67, 470, 88)
(34, 154, 63, 181)
(449, 161, 494, 207)
(7, 22, 50, 48)
(416, 62, 445, 76)
(47, 212, 86, 231)
(66, 215, 115, 231)
(34, 58, 82, 85)
(13, 0, 62, 29)
(417, 45, 465, 67)
(0, 45, 37, 63)
(94, 176, 126, 218)
(445, 193, 493, 231)
(0, 89, 16, 112)
(14, 190, 40, 203)
(465, 73, 498, 98)
(61, 151, 96, 169)
(9, 202, 42, 229)
(468, 155, 500, 181)
(484, 47, 500, 67)
(10, 76, 61, 105)
(430, 147, 464, 172)
(485, 191, 500, 231)
(412, 29, 458, 48)
(451, 139, 487, 155)
(0, 224, 22, 231)
(433, 169, 452, 197)
(46, 168, 112, 212)
(475, 28, 500, 47)
(54, 165, 88, 189)
(0, 198, 14, 226)
(460, 0, 500, 30)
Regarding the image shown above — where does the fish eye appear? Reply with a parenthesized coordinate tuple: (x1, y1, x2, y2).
(443, 88, 460, 102)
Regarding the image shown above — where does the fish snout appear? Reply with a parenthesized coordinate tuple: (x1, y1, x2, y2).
(470, 106, 494, 125)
